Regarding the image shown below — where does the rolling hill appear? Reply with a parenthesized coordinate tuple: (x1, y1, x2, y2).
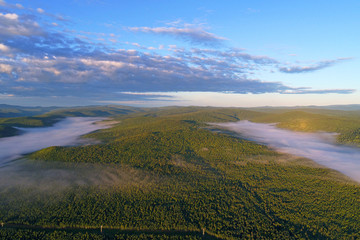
(1, 106, 360, 239)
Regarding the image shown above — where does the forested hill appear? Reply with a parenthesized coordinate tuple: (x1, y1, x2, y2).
(250, 109, 360, 146)
(3, 104, 360, 146)
(1, 106, 360, 239)
(0, 104, 57, 118)
(0, 105, 142, 138)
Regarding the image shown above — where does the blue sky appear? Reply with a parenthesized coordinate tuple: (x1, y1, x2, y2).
(0, 0, 359, 107)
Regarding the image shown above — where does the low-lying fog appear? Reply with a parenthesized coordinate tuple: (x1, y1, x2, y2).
(215, 120, 360, 183)
(0, 117, 107, 165)
(0, 117, 155, 192)
(0, 160, 153, 192)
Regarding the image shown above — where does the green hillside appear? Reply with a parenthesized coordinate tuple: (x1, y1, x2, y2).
(41, 105, 142, 118)
(2, 107, 360, 239)
(0, 105, 142, 139)
(251, 110, 360, 146)
(0, 104, 57, 118)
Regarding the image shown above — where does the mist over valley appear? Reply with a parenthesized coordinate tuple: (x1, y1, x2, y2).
(1, 105, 360, 239)
(0, 117, 108, 166)
(1, 0, 360, 237)
(215, 120, 360, 182)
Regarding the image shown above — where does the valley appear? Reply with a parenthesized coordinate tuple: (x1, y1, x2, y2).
(1, 105, 360, 239)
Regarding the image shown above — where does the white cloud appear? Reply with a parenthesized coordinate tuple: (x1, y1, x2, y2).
(129, 26, 227, 46)
(0, 13, 18, 20)
(0, 13, 43, 37)
(15, 3, 24, 9)
(279, 58, 352, 73)
(0, 63, 12, 74)
(0, 9, 352, 101)
(281, 88, 355, 94)
(80, 59, 134, 69)
(0, 43, 10, 52)
(45, 67, 61, 76)
(12, 86, 34, 91)
(37, 8, 45, 14)
(0, 93, 14, 97)
(120, 92, 172, 96)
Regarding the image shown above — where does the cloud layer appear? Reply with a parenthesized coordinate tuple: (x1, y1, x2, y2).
(129, 26, 226, 46)
(216, 121, 360, 182)
(279, 58, 351, 73)
(0, 2, 354, 105)
(0, 117, 107, 165)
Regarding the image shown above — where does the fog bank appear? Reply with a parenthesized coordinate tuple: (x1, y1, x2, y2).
(215, 120, 360, 182)
(0, 117, 108, 165)
(0, 117, 154, 192)
(0, 160, 153, 192)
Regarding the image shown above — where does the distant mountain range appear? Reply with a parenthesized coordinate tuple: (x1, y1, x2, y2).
(1, 103, 359, 118)
(0, 104, 59, 118)
(251, 104, 360, 111)
(308, 104, 360, 111)
(0, 104, 142, 118)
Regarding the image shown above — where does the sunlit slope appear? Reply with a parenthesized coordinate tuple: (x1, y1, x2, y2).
(252, 110, 360, 146)
(20, 109, 360, 239)
(0, 105, 142, 138)
(41, 105, 142, 118)
(4, 104, 360, 145)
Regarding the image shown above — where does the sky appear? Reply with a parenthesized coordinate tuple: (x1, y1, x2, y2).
(0, 0, 359, 107)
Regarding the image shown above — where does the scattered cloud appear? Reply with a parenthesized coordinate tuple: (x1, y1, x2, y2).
(279, 58, 352, 73)
(119, 92, 177, 100)
(0, 0, 24, 9)
(0, 4, 354, 105)
(15, 3, 24, 9)
(0, 93, 14, 97)
(37, 8, 45, 14)
(0, 43, 10, 52)
(11, 86, 34, 91)
(282, 88, 355, 94)
(129, 26, 227, 46)
(190, 47, 278, 64)
(124, 42, 159, 50)
(0, 63, 12, 74)
(0, 13, 43, 37)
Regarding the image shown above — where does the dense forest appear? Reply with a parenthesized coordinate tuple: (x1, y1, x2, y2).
(1, 105, 360, 239)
